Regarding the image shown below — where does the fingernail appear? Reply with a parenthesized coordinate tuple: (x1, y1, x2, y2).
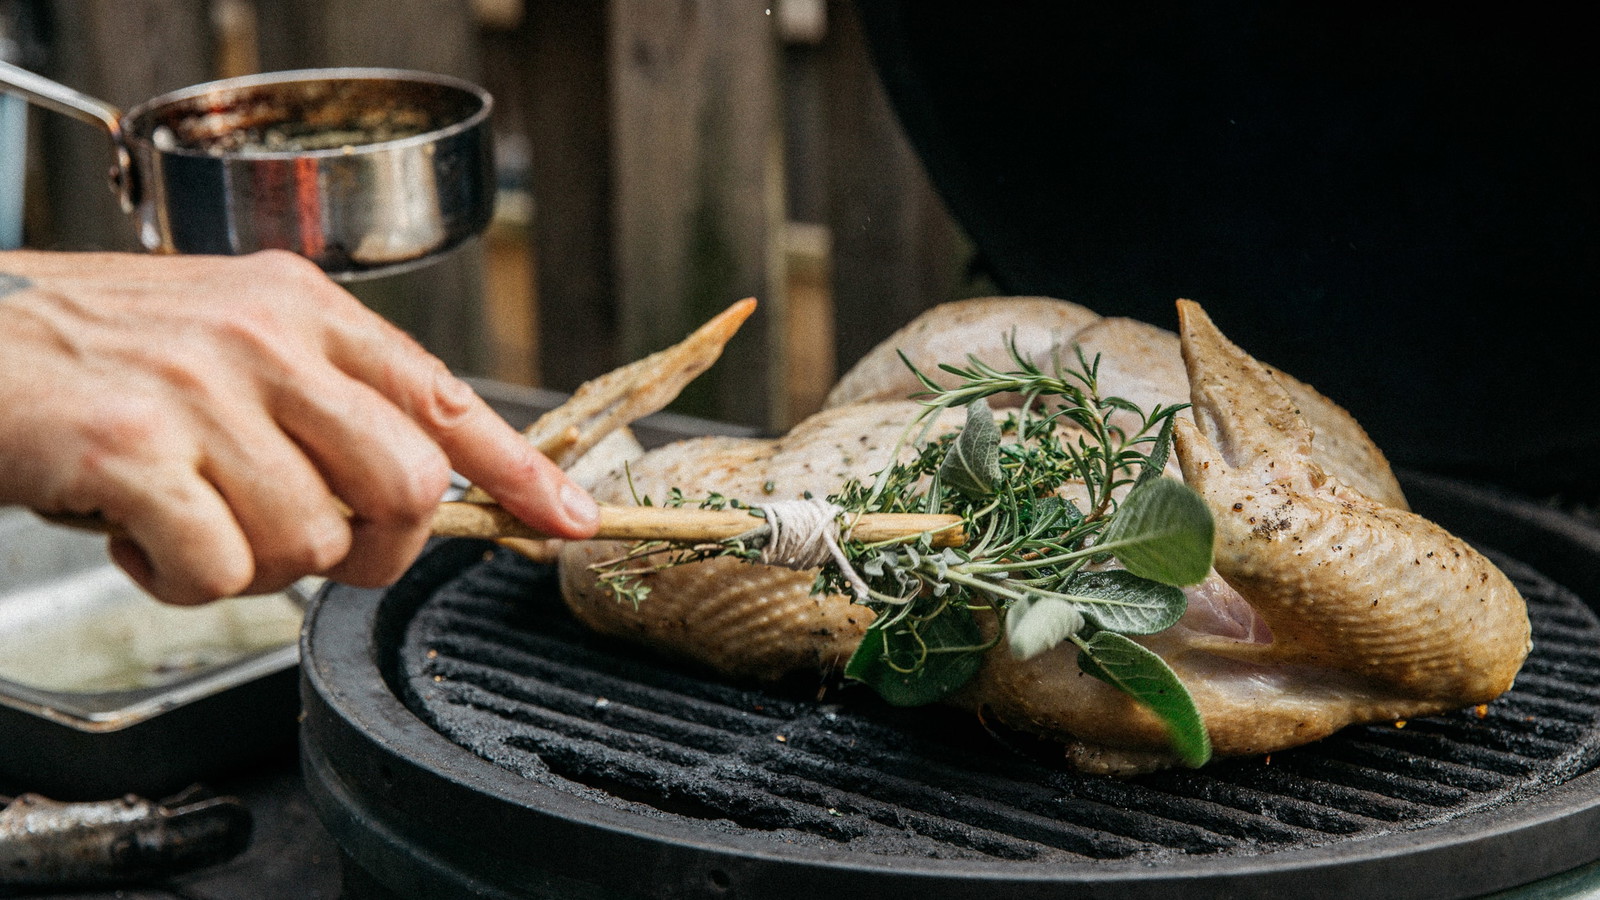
(560, 481, 600, 532)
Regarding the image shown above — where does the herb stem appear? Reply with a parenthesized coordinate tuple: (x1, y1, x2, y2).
(593, 338, 1213, 763)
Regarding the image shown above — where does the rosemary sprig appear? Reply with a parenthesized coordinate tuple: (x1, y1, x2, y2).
(592, 341, 1217, 766)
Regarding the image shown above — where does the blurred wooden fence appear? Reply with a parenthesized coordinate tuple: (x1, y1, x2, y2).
(13, 0, 978, 430)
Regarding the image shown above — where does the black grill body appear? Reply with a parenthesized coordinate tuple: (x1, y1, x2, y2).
(300, 474, 1600, 899)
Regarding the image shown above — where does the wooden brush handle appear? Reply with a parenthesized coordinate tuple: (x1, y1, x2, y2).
(43, 504, 967, 548)
(432, 503, 966, 547)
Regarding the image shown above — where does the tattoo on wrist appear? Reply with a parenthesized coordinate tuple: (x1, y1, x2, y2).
(0, 272, 33, 300)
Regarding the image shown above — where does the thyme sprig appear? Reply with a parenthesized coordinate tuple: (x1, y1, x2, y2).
(589, 487, 767, 608)
(592, 342, 1217, 766)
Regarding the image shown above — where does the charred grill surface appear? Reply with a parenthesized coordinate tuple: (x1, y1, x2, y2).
(300, 476, 1600, 899)
(397, 546, 1600, 865)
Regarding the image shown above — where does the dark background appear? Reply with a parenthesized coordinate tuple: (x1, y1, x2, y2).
(858, 2, 1596, 500)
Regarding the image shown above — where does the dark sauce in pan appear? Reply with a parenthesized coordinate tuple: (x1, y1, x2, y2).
(142, 79, 477, 156)
(183, 108, 436, 154)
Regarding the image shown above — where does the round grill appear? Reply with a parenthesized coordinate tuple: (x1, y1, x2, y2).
(300, 474, 1600, 898)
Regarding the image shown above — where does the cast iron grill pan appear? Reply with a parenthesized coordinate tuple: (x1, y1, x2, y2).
(300, 475, 1600, 898)
(402, 548, 1598, 855)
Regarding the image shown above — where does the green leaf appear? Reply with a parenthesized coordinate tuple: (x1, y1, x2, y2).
(1025, 496, 1082, 534)
(1077, 631, 1212, 767)
(1095, 478, 1214, 586)
(844, 606, 984, 706)
(1067, 570, 1187, 635)
(938, 399, 1003, 499)
(1136, 413, 1177, 487)
(1005, 594, 1085, 660)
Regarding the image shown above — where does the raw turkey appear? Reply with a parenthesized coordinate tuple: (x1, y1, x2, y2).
(548, 297, 1530, 774)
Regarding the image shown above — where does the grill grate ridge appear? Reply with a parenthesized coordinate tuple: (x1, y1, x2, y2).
(397, 547, 1600, 864)
(1327, 739, 1517, 792)
(429, 656, 762, 754)
(1135, 770, 1374, 836)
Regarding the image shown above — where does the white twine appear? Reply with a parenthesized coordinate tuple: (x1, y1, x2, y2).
(754, 498, 872, 601)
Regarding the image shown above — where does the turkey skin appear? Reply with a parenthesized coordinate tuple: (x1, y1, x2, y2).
(557, 298, 1531, 774)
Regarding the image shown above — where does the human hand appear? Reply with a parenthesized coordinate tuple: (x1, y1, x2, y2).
(0, 249, 599, 605)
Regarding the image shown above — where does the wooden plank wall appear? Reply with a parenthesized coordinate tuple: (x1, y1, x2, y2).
(17, 0, 975, 431)
(514, 2, 618, 392)
(517, 0, 785, 427)
(253, 0, 491, 376)
(608, 0, 782, 426)
(820, 0, 973, 379)
(31, 1, 213, 255)
(518, 0, 973, 429)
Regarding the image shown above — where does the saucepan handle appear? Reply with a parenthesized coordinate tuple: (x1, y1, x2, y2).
(0, 58, 136, 212)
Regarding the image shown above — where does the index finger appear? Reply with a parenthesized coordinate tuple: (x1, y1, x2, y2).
(414, 365, 600, 538)
(321, 300, 599, 538)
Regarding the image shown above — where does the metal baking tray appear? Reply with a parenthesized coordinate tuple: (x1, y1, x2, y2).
(0, 507, 309, 799)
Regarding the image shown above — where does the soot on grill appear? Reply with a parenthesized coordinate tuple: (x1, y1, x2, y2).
(396, 546, 1600, 867)
(300, 476, 1600, 898)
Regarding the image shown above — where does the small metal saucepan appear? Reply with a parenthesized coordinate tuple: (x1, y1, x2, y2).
(0, 61, 495, 280)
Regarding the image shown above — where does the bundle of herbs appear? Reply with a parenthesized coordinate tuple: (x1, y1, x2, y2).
(594, 345, 1217, 766)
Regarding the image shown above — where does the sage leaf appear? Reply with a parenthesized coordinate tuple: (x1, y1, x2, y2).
(1005, 594, 1085, 660)
(1136, 414, 1177, 487)
(939, 399, 1002, 499)
(1067, 570, 1187, 635)
(845, 606, 983, 706)
(1077, 631, 1212, 767)
(1095, 478, 1214, 586)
